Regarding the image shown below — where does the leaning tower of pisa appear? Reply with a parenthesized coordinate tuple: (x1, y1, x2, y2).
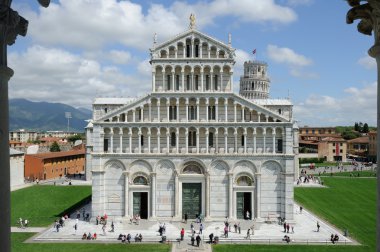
(239, 60, 270, 99)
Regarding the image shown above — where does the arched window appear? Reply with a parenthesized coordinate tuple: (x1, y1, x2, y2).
(133, 176, 148, 185)
(183, 164, 202, 174)
(208, 132, 214, 147)
(171, 132, 176, 146)
(236, 176, 253, 186)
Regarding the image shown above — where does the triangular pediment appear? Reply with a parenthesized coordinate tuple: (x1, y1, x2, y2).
(153, 29, 232, 53)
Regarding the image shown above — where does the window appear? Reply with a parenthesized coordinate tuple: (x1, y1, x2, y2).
(195, 75, 199, 90)
(167, 75, 171, 90)
(251, 81, 255, 89)
(333, 143, 336, 146)
(188, 130, 196, 147)
(236, 176, 253, 186)
(169, 106, 177, 120)
(195, 44, 199, 57)
(209, 132, 214, 147)
(205, 75, 210, 90)
(141, 135, 144, 146)
(214, 74, 218, 90)
(103, 139, 108, 152)
(340, 143, 343, 146)
(333, 149, 335, 153)
(186, 75, 190, 90)
(278, 109, 282, 114)
(133, 176, 148, 185)
(189, 106, 197, 120)
(176, 75, 180, 90)
(277, 139, 283, 152)
(171, 132, 176, 146)
(340, 149, 343, 153)
(241, 135, 245, 146)
(186, 44, 190, 57)
(104, 107, 108, 113)
(208, 106, 216, 120)
(138, 109, 142, 121)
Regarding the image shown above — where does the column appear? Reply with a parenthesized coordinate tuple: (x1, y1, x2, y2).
(185, 128, 189, 154)
(253, 129, 257, 154)
(205, 174, 210, 218)
(225, 102, 228, 122)
(176, 128, 179, 153)
(234, 128, 237, 153)
(148, 102, 152, 121)
(148, 128, 151, 153)
(215, 131, 219, 152)
(228, 173, 233, 218)
(182, 43, 186, 58)
(199, 42, 203, 58)
(167, 100, 170, 121)
(206, 98, 209, 122)
(196, 128, 200, 154)
(124, 172, 129, 217)
(157, 131, 161, 153)
(224, 129, 228, 153)
(200, 70, 204, 91)
(242, 106, 245, 122)
(256, 173, 261, 219)
(151, 173, 156, 218)
(132, 110, 136, 122)
(186, 98, 189, 122)
(129, 130, 132, 153)
(196, 98, 200, 122)
(257, 112, 261, 122)
(110, 129, 114, 153)
(152, 70, 156, 91)
(163, 73, 166, 90)
(174, 172, 179, 218)
(181, 70, 185, 92)
(140, 106, 144, 122)
(210, 71, 213, 91)
(230, 71, 234, 91)
(205, 128, 209, 153)
(191, 39, 194, 58)
(266, 115, 269, 122)
(244, 130, 247, 153)
(157, 101, 161, 122)
(138, 129, 142, 153)
(220, 71, 223, 91)
(207, 48, 210, 58)
(234, 102, 237, 122)
(176, 98, 180, 122)
(172, 71, 175, 91)
(272, 130, 276, 154)
(117, 115, 120, 122)
(191, 71, 194, 91)
(166, 129, 170, 152)
(119, 128, 123, 153)
(263, 131, 266, 153)
(215, 100, 219, 122)
(174, 48, 178, 58)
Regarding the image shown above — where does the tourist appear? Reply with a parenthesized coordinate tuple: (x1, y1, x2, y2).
(180, 228, 185, 241)
(102, 224, 106, 236)
(199, 223, 204, 234)
(317, 221, 320, 232)
(291, 226, 294, 233)
(191, 235, 195, 246)
(238, 223, 241, 234)
(209, 233, 214, 244)
(82, 233, 87, 240)
(246, 210, 250, 220)
(224, 225, 228, 238)
(196, 234, 201, 247)
(184, 213, 188, 223)
(55, 220, 60, 232)
(127, 233, 131, 243)
(283, 235, 290, 243)
(24, 219, 28, 228)
(234, 223, 237, 233)
(76, 210, 80, 219)
(121, 234, 126, 243)
(139, 233, 143, 242)
(18, 217, 23, 228)
(93, 233, 97, 240)
(286, 223, 290, 233)
(283, 222, 287, 232)
(74, 223, 77, 234)
(96, 215, 100, 225)
(246, 228, 250, 239)
(87, 232, 92, 240)
(111, 221, 115, 232)
(300, 206, 303, 214)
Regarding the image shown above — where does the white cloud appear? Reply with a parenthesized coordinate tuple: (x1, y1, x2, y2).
(267, 44, 312, 66)
(358, 55, 376, 70)
(8, 45, 150, 108)
(108, 50, 132, 65)
(294, 82, 376, 126)
(25, 0, 297, 51)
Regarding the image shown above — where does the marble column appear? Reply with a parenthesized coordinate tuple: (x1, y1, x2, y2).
(138, 129, 142, 153)
(152, 71, 156, 91)
(272, 131, 276, 154)
(151, 172, 156, 218)
(256, 173, 261, 219)
(176, 128, 179, 153)
(124, 171, 129, 217)
(119, 128, 123, 153)
(196, 99, 200, 122)
(225, 102, 228, 122)
(166, 129, 170, 152)
(148, 102, 152, 121)
(228, 173, 233, 218)
(167, 101, 170, 121)
(263, 131, 266, 153)
(133, 110, 136, 122)
(210, 71, 213, 91)
(174, 172, 179, 218)
(243, 131, 247, 153)
(206, 98, 209, 122)
(205, 128, 209, 153)
(224, 129, 228, 153)
(129, 130, 132, 153)
(148, 128, 151, 153)
(140, 106, 144, 122)
(253, 130, 257, 154)
(234, 102, 237, 122)
(110, 129, 114, 153)
(181, 70, 185, 92)
(200, 70, 204, 91)
(157, 131, 161, 153)
(215, 101, 219, 122)
(186, 98, 189, 122)
(171, 71, 175, 91)
(215, 131, 219, 152)
(157, 101, 161, 122)
(205, 174, 210, 218)
(196, 128, 200, 154)
(176, 98, 179, 122)
(185, 128, 189, 154)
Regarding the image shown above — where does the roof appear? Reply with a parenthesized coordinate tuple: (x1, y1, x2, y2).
(252, 99, 292, 106)
(320, 137, 346, 142)
(347, 136, 369, 144)
(299, 140, 319, 145)
(26, 149, 85, 159)
(10, 148, 24, 156)
(93, 97, 136, 105)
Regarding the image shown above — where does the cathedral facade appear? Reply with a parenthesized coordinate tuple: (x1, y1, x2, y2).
(86, 19, 298, 223)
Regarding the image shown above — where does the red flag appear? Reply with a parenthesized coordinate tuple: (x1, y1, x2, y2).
(252, 49, 256, 54)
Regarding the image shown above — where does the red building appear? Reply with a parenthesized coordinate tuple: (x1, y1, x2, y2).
(25, 149, 85, 181)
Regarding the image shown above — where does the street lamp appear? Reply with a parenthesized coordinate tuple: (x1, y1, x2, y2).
(346, 0, 380, 250)
(0, 1, 50, 252)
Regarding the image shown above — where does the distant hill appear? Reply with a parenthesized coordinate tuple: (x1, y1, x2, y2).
(9, 99, 92, 132)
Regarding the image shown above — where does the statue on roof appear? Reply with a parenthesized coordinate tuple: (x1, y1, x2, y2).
(189, 13, 196, 29)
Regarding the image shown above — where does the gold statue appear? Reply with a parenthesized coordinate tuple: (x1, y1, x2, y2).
(189, 13, 196, 29)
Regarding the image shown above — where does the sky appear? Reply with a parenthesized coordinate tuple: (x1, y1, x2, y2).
(7, 0, 377, 127)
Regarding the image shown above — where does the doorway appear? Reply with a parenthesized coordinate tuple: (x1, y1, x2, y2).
(133, 192, 148, 219)
(236, 192, 252, 219)
(182, 183, 202, 219)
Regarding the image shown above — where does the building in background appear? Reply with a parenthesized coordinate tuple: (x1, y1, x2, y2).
(318, 137, 347, 162)
(10, 148, 25, 188)
(24, 149, 85, 181)
(347, 136, 369, 160)
(368, 131, 377, 162)
(9, 129, 38, 142)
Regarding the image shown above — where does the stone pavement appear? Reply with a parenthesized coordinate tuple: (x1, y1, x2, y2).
(29, 202, 355, 247)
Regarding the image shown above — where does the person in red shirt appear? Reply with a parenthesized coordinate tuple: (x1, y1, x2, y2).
(180, 228, 185, 241)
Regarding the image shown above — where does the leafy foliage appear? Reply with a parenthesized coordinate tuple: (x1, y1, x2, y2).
(49, 141, 61, 152)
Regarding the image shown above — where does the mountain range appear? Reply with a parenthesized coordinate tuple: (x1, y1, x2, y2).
(9, 99, 92, 132)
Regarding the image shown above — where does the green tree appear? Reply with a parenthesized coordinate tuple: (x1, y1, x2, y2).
(354, 122, 359, 131)
(67, 134, 83, 143)
(363, 123, 369, 133)
(50, 141, 61, 152)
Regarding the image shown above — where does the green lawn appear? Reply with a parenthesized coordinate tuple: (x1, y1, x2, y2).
(324, 170, 376, 177)
(11, 185, 91, 227)
(12, 233, 171, 252)
(214, 177, 376, 252)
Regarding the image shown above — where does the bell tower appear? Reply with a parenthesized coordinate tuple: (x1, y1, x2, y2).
(239, 60, 270, 99)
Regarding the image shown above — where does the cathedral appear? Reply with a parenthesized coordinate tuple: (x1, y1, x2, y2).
(86, 16, 298, 223)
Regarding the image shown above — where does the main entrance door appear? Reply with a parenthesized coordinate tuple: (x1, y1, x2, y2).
(133, 192, 148, 219)
(236, 192, 252, 219)
(182, 183, 201, 219)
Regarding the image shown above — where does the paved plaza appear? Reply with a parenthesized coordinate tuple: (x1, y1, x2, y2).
(24, 202, 355, 247)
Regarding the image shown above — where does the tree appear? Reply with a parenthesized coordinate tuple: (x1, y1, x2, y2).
(50, 141, 61, 152)
(67, 134, 83, 143)
(354, 122, 359, 131)
(363, 123, 369, 133)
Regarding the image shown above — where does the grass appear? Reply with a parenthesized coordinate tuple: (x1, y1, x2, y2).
(12, 233, 171, 252)
(323, 170, 376, 177)
(214, 177, 376, 252)
(11, 185, 91, 227)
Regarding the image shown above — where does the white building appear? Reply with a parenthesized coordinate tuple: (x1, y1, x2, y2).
(10, 148, 25, 189)
(87, 17, 298, 223)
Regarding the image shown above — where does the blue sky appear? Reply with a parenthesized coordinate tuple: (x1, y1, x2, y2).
(8, 0, 376, 127)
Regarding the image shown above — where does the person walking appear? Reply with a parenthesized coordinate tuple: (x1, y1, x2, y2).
(180, 228, 185, 241)
(102, 224, 106, 236)
(246, 228, 250, 239)
(111, 221, 115, 232)
(196, 234, 201, 247)
(199, 223, 204, 234)
(317, 221, 320, 232)
(191, 235, 195, 246)
(74, 223, 77, 235)
(286, 223, 290, 233)
(283, 222, 287, 232)
(184, 213, 188, 223)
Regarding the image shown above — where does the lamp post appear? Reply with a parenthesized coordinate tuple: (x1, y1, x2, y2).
(346, 0, 380, 250)
(0, 1, 49, 252)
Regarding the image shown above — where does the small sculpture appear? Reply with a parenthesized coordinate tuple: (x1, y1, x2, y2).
(189, 13, 196, 29)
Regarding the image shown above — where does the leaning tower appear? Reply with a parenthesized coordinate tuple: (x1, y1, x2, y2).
(239, 60, 270, 99)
